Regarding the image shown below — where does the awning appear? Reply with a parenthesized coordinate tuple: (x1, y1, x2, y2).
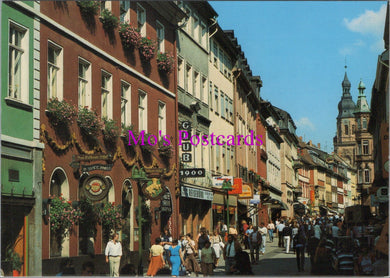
(266, 198, 289, 210)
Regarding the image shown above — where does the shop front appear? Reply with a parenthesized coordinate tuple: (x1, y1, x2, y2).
(212, 192, 237, 232)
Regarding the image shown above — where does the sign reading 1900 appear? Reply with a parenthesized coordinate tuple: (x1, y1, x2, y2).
(179, 168, 206, 178)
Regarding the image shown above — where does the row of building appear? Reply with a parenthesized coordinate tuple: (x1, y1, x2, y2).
(1, 1, 388, 275)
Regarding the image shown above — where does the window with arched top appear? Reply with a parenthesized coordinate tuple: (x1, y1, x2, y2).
(49, 168, 69, 258)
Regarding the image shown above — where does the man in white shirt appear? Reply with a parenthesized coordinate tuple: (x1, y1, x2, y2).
(259, 223, 268, 255)
(105, 232, 122, 277)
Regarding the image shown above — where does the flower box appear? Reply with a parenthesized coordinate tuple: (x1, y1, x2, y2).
(46, 98, 77, 127)
(99, 8, 119, 30)
(77, 107, 102, 137)
(119, 23, 141, 49)
(139, 37, 157, 61)
(102, 117, 120, 142)
(76, 1, 100, 15)
(157, 52, 175, 74)
(158, 138, 173, 158)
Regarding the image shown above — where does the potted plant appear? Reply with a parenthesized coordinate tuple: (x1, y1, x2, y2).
(102, 117, 120, 142)
(119, 22, 141, 49)
(77, 107, 102, 137)
(76, 1, 100, 15)
(139, 37, 157, 61)
(158, 138, 173, 158)
(156, 52, 175, 74)
(46, 98, 77, 127)
(99, 8, 119, 30)
(5, 248, 23, 276)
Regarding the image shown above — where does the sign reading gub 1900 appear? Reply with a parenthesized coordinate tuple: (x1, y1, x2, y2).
(83, 174, 109, 201)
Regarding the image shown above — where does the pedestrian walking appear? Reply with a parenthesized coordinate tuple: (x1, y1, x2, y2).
(245, 224, 254, 250)
(276, 221, 285, 248)
(223, 234, 242, 274)
(210, 230, 224, 266)
(259, 223, 267, 255)
(249, 226, 262, 264)
(105, 232, 122, 277)
(146, 238, 165, 277)
(200, 241, 217, 276)
(197, 227, 209, 259)
(161, 229, 173, 265)
(267, 221, 275, 242)
(168, 239, 184, 277)
(295, 225, 307, 272)
(282, 223, 292, 254)
(291, 222, 299, 252)
(184, 234, 200, 275)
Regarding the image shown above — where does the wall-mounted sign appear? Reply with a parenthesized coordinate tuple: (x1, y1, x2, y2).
(181, 186, 213, 201)
(142, 178, 166, 200)
(74, 154, 112, 162)
(83, 174, 110, 201)
(160, 191, 172, 213)
(179, 168, 205, 178)
(229, 178, 243, 195)
(182, 142, 192, 152)
(180, 121, 191, 130)
(182, 153, 192, 162)
(249, 194, 260, 204)
(238, 183, 253, 199)
(81, 164, 113, 172)
(212, 176, 234, 189)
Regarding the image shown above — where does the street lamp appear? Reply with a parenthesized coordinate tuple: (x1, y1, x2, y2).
(131, 166, 150, 275)
(222, 180, 233, 231)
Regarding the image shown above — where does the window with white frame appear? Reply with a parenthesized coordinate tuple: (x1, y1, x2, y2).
(137, 4, 146, 36)
(225, 96, 229, 121)
(200, 22, 207, 48)
(156, 21, 165, 52)
(362, 118, 367, 129)
(47, 41, 63, 100)
(219, 48, 224, 73)
(193, 71, 199, 99)
(363, 140, 369, 155)
(364, 168, 370, 183)
(214, 86, 219, 114)
(78, 58, 91, 108)
(8, 22, 29, 102)
(185, 64, 192, 94)
(101, 70, 112, 119)
(220, 92, 225, 118)
(121, 81, 131, 127)
(138, 90, 147, 132)
(178, 57, 184, 89)
(120, 0, 130, 23)
(201, 77, 207, 103)
(158, 102, 166, 136)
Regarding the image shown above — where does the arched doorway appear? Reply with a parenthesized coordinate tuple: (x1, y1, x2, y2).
(49, 168, 70, 258)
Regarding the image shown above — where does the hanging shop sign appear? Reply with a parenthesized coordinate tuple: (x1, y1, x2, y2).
(142, 178, 167, 200)
(249, 194, 260, 204)
(238, 183, 253, 199)
(181, 186, 213, 201)
(83, 174, 110, 201)
(229, 178, 243, 195)
(212, 176, 234, 189)
(160, 191, 172, 213)
(81, 163, 113, 172)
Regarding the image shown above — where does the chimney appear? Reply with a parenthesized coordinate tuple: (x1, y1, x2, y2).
(309, 140, 312, 146)
(317, 143, 321, 149)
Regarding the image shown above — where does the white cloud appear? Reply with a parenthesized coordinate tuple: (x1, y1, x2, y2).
(370, 39, 385, 52)
(343, 4, 386, 37)
(296, 117, 315, 131)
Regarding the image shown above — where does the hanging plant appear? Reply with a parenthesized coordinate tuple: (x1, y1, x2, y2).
(102, 117, 120, 142)
(77, 107, 103, 137)
(119, 22, 142, 49)
(140, 132, 155, 153)
(46, 98, 77, 127)
(78, 198, 99, 238)
(98, 202, 123, 243)
(139, 37, 157, 61)
(76, 1, 100, 15)
(49, 195, 82, 244)
(100, 8, 119, 30)
(156, 52, 175, 74)
(158, 138, 173, 158)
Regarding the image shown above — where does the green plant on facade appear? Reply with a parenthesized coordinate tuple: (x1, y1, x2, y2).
(76, 1, 100, 15)
(5, 247, 23, 272)
(100, 8, 119, 30)
(158, 138, 173, 158)
(77, 107, 102, 137)
(98, 202, 123, 244)
(156, 52, 175, 74)
(102, 117, 120, 142)
(46, 98, 77, 127)
(78, 198, 99, 238)
(49, 195, 82, 248)
(140, 132, 155, 153)
(119, 22, 142, 49)
(139, 37, 157, 61)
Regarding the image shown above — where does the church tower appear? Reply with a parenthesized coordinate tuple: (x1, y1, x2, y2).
(333, 68, 357, 166)
(354, 80, 374, 199)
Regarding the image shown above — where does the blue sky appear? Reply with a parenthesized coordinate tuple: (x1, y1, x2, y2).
(211, 1, 387, 153)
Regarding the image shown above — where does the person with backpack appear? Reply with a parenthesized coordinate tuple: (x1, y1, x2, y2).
(249, 226, 262, 264)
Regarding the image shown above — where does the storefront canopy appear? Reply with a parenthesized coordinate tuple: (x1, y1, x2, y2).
(265, 198, 289, 210)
